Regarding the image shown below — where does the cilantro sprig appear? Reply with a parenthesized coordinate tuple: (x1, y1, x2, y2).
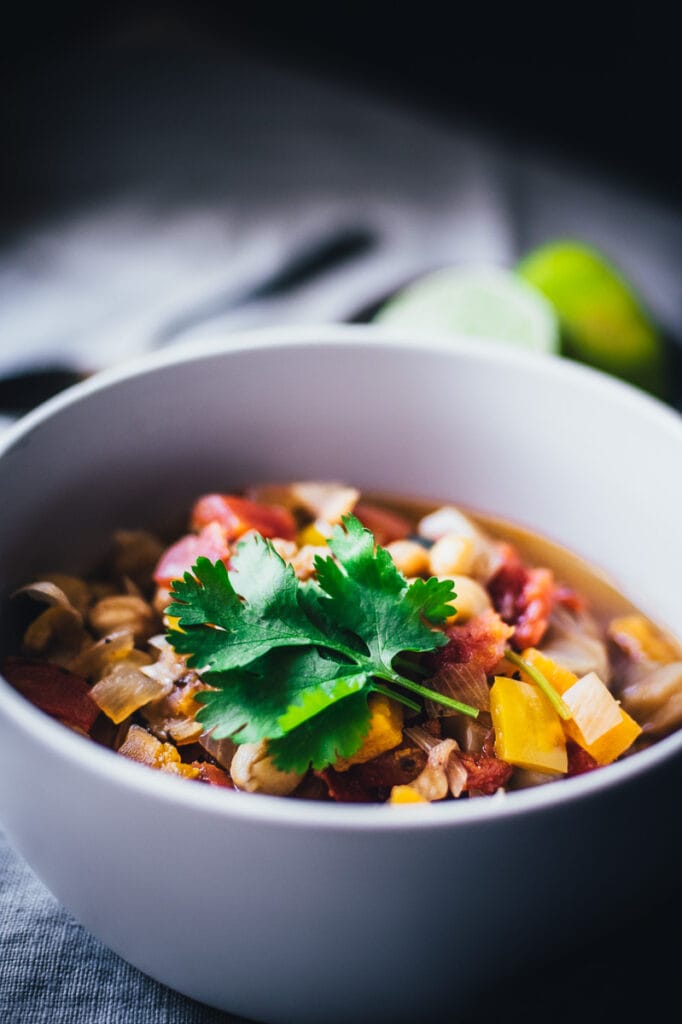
(166, 514, 478, 773)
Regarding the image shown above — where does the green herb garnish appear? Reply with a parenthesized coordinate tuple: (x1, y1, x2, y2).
(166, 514, 478, 773)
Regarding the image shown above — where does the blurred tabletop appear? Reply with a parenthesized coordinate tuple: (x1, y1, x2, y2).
(1, 24, 682, 1024)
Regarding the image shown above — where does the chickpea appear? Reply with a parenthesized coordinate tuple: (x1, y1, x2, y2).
(230, 740, 304, 796)
(428, 533, 475, 577)
(417, 505, 479, 543)
(89, 595, 156, 641)
(441, 575, 492, 624)
(386, 539, 430, 578)
(418, 506, 501, 581)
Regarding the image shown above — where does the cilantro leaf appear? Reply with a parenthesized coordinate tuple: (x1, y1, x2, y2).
(313, 515, 453, 670)
(268, 692, 372, 773)
(166, 539, 327, 671)
(195, 648, 368, 745)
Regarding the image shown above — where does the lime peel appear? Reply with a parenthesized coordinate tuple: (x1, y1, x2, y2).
(516, 239, 666, 397)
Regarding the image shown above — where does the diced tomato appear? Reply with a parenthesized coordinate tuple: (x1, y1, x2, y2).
(1, 656, 100, 733)
(317, 767, 380, 803)
(153, 521, 230, 587)
(191, 761, 235, 787)
(566, 741, 600, 777)
(459, 751, 514, 795)
(488, 542, 555, 650)
(488, 543, 526, 622)
(429, 609, 514, 675)
(190, 494, 297, 541)
(514, 568, 554, 649)
(553, 583, 587, 614)
(353, 503, 411, 546)
(318, 743, 427, 802)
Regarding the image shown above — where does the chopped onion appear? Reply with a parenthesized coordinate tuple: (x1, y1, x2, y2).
(147, 633, 170, 651)
(117, 723, 163, 766)
(404, 737, 467, 800)
(620, 660, 682, 736)
(404, 724, 441, 752)
(141, 634, 188, 687)
(90, 662, 173, 723)
(13, 580, 83, 622)
(22, 606, 90, 666)
(168, 718, 204, 745)
(117, 724, 199, 778)
(442, 716, 491, 754)
(541, 605, 609, 681)
(290, 482, 359, 523)
(69, 628, 136, 680)
(426, 662, 490, 716)
(199, 731, 238, 770)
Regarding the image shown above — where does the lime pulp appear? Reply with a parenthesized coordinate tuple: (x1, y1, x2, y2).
(373, 265, 561, 355)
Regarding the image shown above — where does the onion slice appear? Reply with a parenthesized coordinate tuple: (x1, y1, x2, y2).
(69, 628, 136, 680)
(12, 581, 83, 623)
(426, 662, 490, 717)
(403, 732, 467, 800)
(90, 662, 173, 724)
(199, 731, 238, 770)
(542, 605, 609, 680)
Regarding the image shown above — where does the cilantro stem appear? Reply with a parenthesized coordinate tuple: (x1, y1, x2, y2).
(377, 668, 479, 719)
(504, 648, 572, 720)
(371, 683, 421, 714)
(393, 655, 431, 679)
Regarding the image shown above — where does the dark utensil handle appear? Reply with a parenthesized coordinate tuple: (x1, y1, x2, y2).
(0, 366, 85, 418)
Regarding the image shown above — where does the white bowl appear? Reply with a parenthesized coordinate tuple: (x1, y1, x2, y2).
(1, 325, 681, 1024)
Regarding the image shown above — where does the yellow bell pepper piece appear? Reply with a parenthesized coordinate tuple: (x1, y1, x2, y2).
(297, 520, 332, 547)
(608, 615, 680, 663)
(561, 671, 642, 765)
(520, 647, 578, 695)
(490, 676, 567, 775)
(389, 785, 427, 804)
(334, 692, 403, 771)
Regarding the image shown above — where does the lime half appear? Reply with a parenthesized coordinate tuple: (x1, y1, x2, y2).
(373, 265, 560, 355)
(516, 240, 666, 397)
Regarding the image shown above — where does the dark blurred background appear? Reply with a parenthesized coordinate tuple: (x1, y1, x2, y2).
(3, 5, 681, 218)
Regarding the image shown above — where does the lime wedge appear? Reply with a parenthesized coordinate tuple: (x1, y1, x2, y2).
(373, 265, 560, 355)
(516, 240, 666, 397)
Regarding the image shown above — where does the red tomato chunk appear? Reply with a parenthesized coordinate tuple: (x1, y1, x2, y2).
(153, 521, 230, 587)
(353, 502, 412, 546)
(1, 656, 99, 733)
(190, 494, 297, 541)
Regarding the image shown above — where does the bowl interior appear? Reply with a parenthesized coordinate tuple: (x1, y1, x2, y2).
(1, 327, 680, 637)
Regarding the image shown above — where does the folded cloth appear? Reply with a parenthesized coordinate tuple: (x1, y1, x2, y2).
(0, 829, 248, 1024)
